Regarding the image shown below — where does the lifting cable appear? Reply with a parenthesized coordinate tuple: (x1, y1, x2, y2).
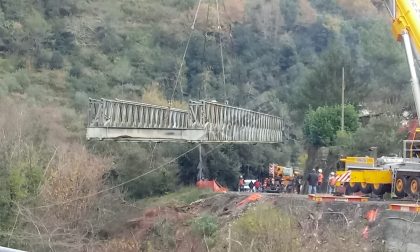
(200, 2, 211, 100)
(215, 0, 228, 103)
(202, 3, 211, 65)
(171, 0, 228, 105)
(170, 0, 203, 106)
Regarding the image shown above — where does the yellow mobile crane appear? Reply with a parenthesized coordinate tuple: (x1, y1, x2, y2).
(336, 0, 420, 198)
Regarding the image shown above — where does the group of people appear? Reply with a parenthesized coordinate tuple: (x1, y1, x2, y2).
(238, 168, 337, 195)
(247, 179, 262, 192)
(238, 174, 303, 194)
(238, 176, 262, 192)
(306, 168, 337, 194)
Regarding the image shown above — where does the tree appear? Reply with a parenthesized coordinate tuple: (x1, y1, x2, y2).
(42, 0, 80, 18)
(50, 51, 64, 69)
(350, 116, 405, 156)
(303, 105, 359, 146)
(296, 42, 369, 115)
(110, 57, 133, 87)
(0, 0, 27, 20)
(280, 0, 298, 27)
(22, 9, 51, 53)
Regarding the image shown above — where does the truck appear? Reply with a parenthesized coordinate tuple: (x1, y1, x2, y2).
(335, 0, 420, 199)
(265, 164, 295, 193)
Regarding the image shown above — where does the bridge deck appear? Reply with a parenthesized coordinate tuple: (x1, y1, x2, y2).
(87, 98, 286, 143)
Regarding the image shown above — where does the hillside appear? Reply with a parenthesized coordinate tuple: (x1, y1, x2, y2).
(0, 0, 412, 250)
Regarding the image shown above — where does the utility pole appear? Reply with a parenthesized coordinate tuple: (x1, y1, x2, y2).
(341, 67, 345, 131)
(197, 144, 203, 181)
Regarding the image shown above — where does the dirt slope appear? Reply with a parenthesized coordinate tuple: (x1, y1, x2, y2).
(98, 192, 420, 251)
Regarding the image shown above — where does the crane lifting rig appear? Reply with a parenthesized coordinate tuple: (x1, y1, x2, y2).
(336, 0, 420, 198)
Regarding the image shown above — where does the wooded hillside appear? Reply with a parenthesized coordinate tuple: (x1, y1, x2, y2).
(0, 1, 411, 250)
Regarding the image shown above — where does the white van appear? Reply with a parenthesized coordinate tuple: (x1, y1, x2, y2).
(243, 179, 257, 192)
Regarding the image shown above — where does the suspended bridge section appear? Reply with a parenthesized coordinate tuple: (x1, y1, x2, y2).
(87, 98, 287, 143)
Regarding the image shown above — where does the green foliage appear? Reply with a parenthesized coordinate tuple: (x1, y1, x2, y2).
(96, 24, 124, 54)
(0, 0, 27, 20)
(110, 57, 133, 84)
(151, 219, 176, 250)
(304, 105, 359, 146)
(62, 108, 84, 134)
(0, 82, 7, 97)
(9, 161, 43, 201)
(350, 116, 405, 156)
(35, 49, 52, 69)
(108, 143, 179, 199)
(3, 74, 21, 93)
(335, 130, 354, 148)
(42, 0, 81, 18)
(191, 215, 218, 237)
(280, 0, 298, 27)
(174, 187, 213, 204)
(50, 51, 64, 69)
(225, 204, 300, 252)
(164, 0, 197, 10)
(74, 91, 89, 111)
(0, 104, 51, 232)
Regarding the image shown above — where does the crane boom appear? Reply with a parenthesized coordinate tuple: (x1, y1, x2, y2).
(388, 0, 420, 52)
(386, 0, 420, 123)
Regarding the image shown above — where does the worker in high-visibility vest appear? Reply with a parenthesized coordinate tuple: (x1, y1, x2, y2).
(238, 175, 244, 192)
(328, 172, 336, 194)
(317, 169, 324, 193)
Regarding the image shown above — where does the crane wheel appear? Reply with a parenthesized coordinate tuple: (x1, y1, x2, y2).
(408, 177, 420, 197)
(372, 183, 387, 196)
(395, 176, 408, 198)
(360, 182, 372, 194)
(349, 182, 360, 193)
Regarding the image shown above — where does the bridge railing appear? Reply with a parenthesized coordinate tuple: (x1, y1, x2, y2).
(88, 98, 190, 129)
(189, 101, 283, 142)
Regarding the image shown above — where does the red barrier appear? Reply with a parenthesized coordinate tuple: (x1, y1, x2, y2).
(365, 209, 378, 222)
(196, 180, 228, 193)
(237, 193, 262, 206)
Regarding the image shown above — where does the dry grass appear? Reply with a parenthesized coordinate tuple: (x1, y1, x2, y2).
(40, 144, 111, 222)
(0, 98, 124, 251)
(141, 84, 188, 109)
(336, 0, 377, 17)
(10, 144, 115, 251)
(100, 238, 141, 252)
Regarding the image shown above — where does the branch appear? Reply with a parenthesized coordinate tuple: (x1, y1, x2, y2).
(322, 211, 350, 227)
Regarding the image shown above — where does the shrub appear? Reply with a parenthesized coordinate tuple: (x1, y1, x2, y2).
(62, 108, 84, 133)
(50, 51, 64, 69)
(26, 84, 46, 102)
(191, 214, 218, 249)
(14, 69, 31, 90)
(69, 63, 83, 77)
(74, 91, 89, 111)
(151, 219, 176, 250)
(176, 187, 213, 204)
(225, 204, 300, 252)
(0, 82, 8, 97)
(3, 74, 21, 93)
(34, 49, 52, 69)
(192, 215, 218, 237)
